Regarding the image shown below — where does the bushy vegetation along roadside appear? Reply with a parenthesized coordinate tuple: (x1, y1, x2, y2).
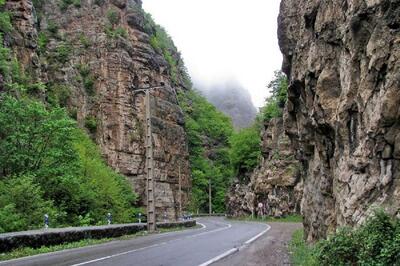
(289, 211, 400, 266)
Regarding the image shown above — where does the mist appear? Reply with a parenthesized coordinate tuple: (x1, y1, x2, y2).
(143, 0, 282, 108)
(197, 80, 257, 129)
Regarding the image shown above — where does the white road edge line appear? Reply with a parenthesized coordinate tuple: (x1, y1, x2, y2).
(198, 248, 238, 266)
(197, 223, 271, 266)
(70, 221, 232, 266)
(0, 222, 208, 265)
(244, 224, 271, 245)
(197, 222, 207, 229)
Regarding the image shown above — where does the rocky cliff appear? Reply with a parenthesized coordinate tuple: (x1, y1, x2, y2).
(278, 0, 400, 241)
(6, 0, 191, 220)
(227, 118, 302, 217)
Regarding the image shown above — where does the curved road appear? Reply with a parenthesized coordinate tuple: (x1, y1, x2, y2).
(1, 217, 270, 266)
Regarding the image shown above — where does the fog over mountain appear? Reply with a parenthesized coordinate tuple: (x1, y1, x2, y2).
(198, 81, 258, 129)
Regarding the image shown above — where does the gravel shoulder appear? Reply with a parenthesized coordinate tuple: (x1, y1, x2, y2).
(213, 222, 303, 266)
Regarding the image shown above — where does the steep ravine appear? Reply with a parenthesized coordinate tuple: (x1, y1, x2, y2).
(279, 0, 400, 241)
(6, 0, 191, 220)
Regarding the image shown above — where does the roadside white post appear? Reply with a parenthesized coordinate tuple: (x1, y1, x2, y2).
(44, 214, 49, 229)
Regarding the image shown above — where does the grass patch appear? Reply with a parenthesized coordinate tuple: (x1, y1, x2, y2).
(288, 229, 317, 266)
(229, 214, 303, 223)
(0, 225, 198, 261)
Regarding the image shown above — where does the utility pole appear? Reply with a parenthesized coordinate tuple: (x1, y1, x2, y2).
(145, 89, 156, 232)
(134, 85, 164, 233)
(209, 179, 212, 215)
(178, 164, 182, 219)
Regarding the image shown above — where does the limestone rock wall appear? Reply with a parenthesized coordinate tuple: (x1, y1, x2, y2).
(227, 118, 302, 218)
(6, 0, 191, 220)
(278, 0, 400, 241)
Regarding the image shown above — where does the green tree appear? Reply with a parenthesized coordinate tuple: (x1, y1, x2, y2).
(0, 96, 138, 230)
(179, 90, 234, 213)
(0, 175, 57, 232)
(0, 96, 77, 177)
(260, 71, 288, 122)
(229, 126, 261, 180)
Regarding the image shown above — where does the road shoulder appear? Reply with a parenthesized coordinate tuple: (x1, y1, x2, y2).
(213, 222, 302, 266)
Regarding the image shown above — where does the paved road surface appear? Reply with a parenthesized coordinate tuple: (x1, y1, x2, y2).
(0, 217, 270, 266)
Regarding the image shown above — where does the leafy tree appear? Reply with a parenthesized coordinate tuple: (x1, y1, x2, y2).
(0, 175, 57, 232)
(0, 96, 77, 177)
(260, 70, 288, 122)
(229, 126, 261, 180)
(179, 90, 234, 213)
(0, 95, 138, 231)
(268, 70, 288, 108)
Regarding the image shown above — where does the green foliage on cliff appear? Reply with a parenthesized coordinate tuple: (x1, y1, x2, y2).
(142, 11, 191, 87)
(0, 96, 138, 232)
(0, 1, 11, 33)
(289, 211, 400, 266)
(260, 70, 288, 122)
(0, 28, 137, 232)
(178, 90, 234, 213)
(229, 126, 261, 180)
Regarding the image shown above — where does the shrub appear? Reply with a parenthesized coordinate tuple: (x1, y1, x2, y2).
(59, 0, 73, 11)
(79, 33, 91, 48)
(290, 211, 400, 266)
(47, 21, 59, 35)
(0, 36, 11, 79)
(83, 76, 95, 95)
(317, 211, 400, 265)
(77, 64, 90, 77)
(0, 12, 12, 33)
(85, 116, 97, 133)
(55, 42, 71, 63)
(38, 32, 48, 53)
(73, 0, 81, 8)
(105, 26, 127, 39)
(106, 9, 120, 26)
(47, 84, 71, 107)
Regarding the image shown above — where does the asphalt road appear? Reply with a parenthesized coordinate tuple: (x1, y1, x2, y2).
(1, 217, 269, 266)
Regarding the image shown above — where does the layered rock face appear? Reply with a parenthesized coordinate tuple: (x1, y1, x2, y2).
(227, 118, 302, 217)
(279, 0, 400, 241)
(6, 0, 191, 220)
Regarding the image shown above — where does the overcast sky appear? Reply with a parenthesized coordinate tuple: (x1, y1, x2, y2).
(143, 0, 282, 108)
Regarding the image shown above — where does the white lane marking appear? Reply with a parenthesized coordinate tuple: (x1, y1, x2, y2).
(198, 248, 238, 266)
(70, 221, 231, 266)
(0, 223, 209, 265)
(244, 224, 271, 245)
(197, 222, 271, 266)
(197, 222, 206, 229)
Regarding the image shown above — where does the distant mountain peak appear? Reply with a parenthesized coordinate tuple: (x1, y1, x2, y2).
(198, 82, 257, 129)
